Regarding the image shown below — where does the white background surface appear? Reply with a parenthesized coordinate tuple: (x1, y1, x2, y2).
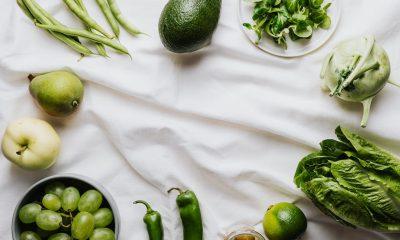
(1, 0, 400, 239)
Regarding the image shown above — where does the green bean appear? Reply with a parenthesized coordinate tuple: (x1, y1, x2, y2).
(23, 0, 82, 47)
(31, 0, 63, 26)
(63, 0, 114, 39)
(36, 23, 130, 56)
(30, 0, 80, 43)
(96, 0, 120, 38)
(17, 0, 34, 20)
(91, 30, 108, 57)
(107, 0, 142, 36)
(74, 0, 108, 57)
(22, 0, 93, 56)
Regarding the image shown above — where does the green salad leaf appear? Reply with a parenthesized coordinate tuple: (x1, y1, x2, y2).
(294, 126, 400, 232)
(243, 0, 332, 49)
(303, 177, 376, 229)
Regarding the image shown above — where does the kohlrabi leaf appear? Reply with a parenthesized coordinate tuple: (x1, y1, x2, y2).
(331, 160, 400, 222)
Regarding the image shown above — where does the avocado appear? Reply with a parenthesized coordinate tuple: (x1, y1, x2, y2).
(159, 0, 221, 53)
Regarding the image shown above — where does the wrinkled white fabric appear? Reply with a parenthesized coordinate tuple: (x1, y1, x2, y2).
(1, 0, 400, 239)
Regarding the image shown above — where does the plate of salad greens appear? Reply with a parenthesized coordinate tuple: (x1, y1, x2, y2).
(239, 0, 341, 57)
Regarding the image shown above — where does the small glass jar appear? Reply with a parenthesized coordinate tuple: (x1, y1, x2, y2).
(225, 228, 265, 240)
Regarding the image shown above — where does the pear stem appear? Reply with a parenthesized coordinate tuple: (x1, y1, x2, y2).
(28, 74, 35, 82)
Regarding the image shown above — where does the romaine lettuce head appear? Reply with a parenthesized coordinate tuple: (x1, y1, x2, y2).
(294, 126, 400, 232)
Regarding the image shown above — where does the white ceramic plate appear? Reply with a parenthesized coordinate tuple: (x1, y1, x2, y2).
(238, 0, 342, 58)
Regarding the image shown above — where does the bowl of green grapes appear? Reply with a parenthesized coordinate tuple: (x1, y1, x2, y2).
(12, 174, 120, 240)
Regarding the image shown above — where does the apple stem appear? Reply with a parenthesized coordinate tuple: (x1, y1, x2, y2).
(16, 145, 28, 155)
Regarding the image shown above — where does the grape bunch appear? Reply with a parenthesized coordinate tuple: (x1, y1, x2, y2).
(18, 181, 115, 240)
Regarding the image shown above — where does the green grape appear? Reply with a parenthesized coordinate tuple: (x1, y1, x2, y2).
(89, 228, 115, 240)
(78, 190, 103, 213)
(42, 194, 61, 211)
(93, 208, 114, 228)
(48, 233, 72, 240)
(45, 181, 66, 197)
(19, 203, 42, 224)
(36, 210, 62, 231)
(20, 231, 42, 240)
(61, 187, 80, 212)
(72, 212, 95, 240)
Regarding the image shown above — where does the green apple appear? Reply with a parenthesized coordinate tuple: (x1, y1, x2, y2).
(1, 118, 61, 170)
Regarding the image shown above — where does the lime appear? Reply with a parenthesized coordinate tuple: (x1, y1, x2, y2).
(263, 202, 307, 240)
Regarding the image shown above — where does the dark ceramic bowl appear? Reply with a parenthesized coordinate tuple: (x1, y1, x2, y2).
(12, 174, 120, 239)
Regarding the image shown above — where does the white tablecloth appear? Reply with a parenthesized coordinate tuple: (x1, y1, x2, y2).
(1, 0, 400, 239)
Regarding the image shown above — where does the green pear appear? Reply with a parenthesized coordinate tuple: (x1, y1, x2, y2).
(29, 71, 84, 117)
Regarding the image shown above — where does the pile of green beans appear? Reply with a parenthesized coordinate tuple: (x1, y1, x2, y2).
(17, 0, 143, 57)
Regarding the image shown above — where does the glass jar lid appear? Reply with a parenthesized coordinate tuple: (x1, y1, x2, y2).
(225, 228, 265, 240)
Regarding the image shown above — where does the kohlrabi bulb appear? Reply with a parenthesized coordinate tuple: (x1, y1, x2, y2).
(321, 36, 394, 128)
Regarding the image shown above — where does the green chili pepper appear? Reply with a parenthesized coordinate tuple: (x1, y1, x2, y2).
(134, 200, 164, 240)
(168, 188, 203, 240)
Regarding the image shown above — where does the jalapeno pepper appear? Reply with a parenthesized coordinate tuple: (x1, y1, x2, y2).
(134, 200, 164, 240)
(168, 188, 203, 240)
